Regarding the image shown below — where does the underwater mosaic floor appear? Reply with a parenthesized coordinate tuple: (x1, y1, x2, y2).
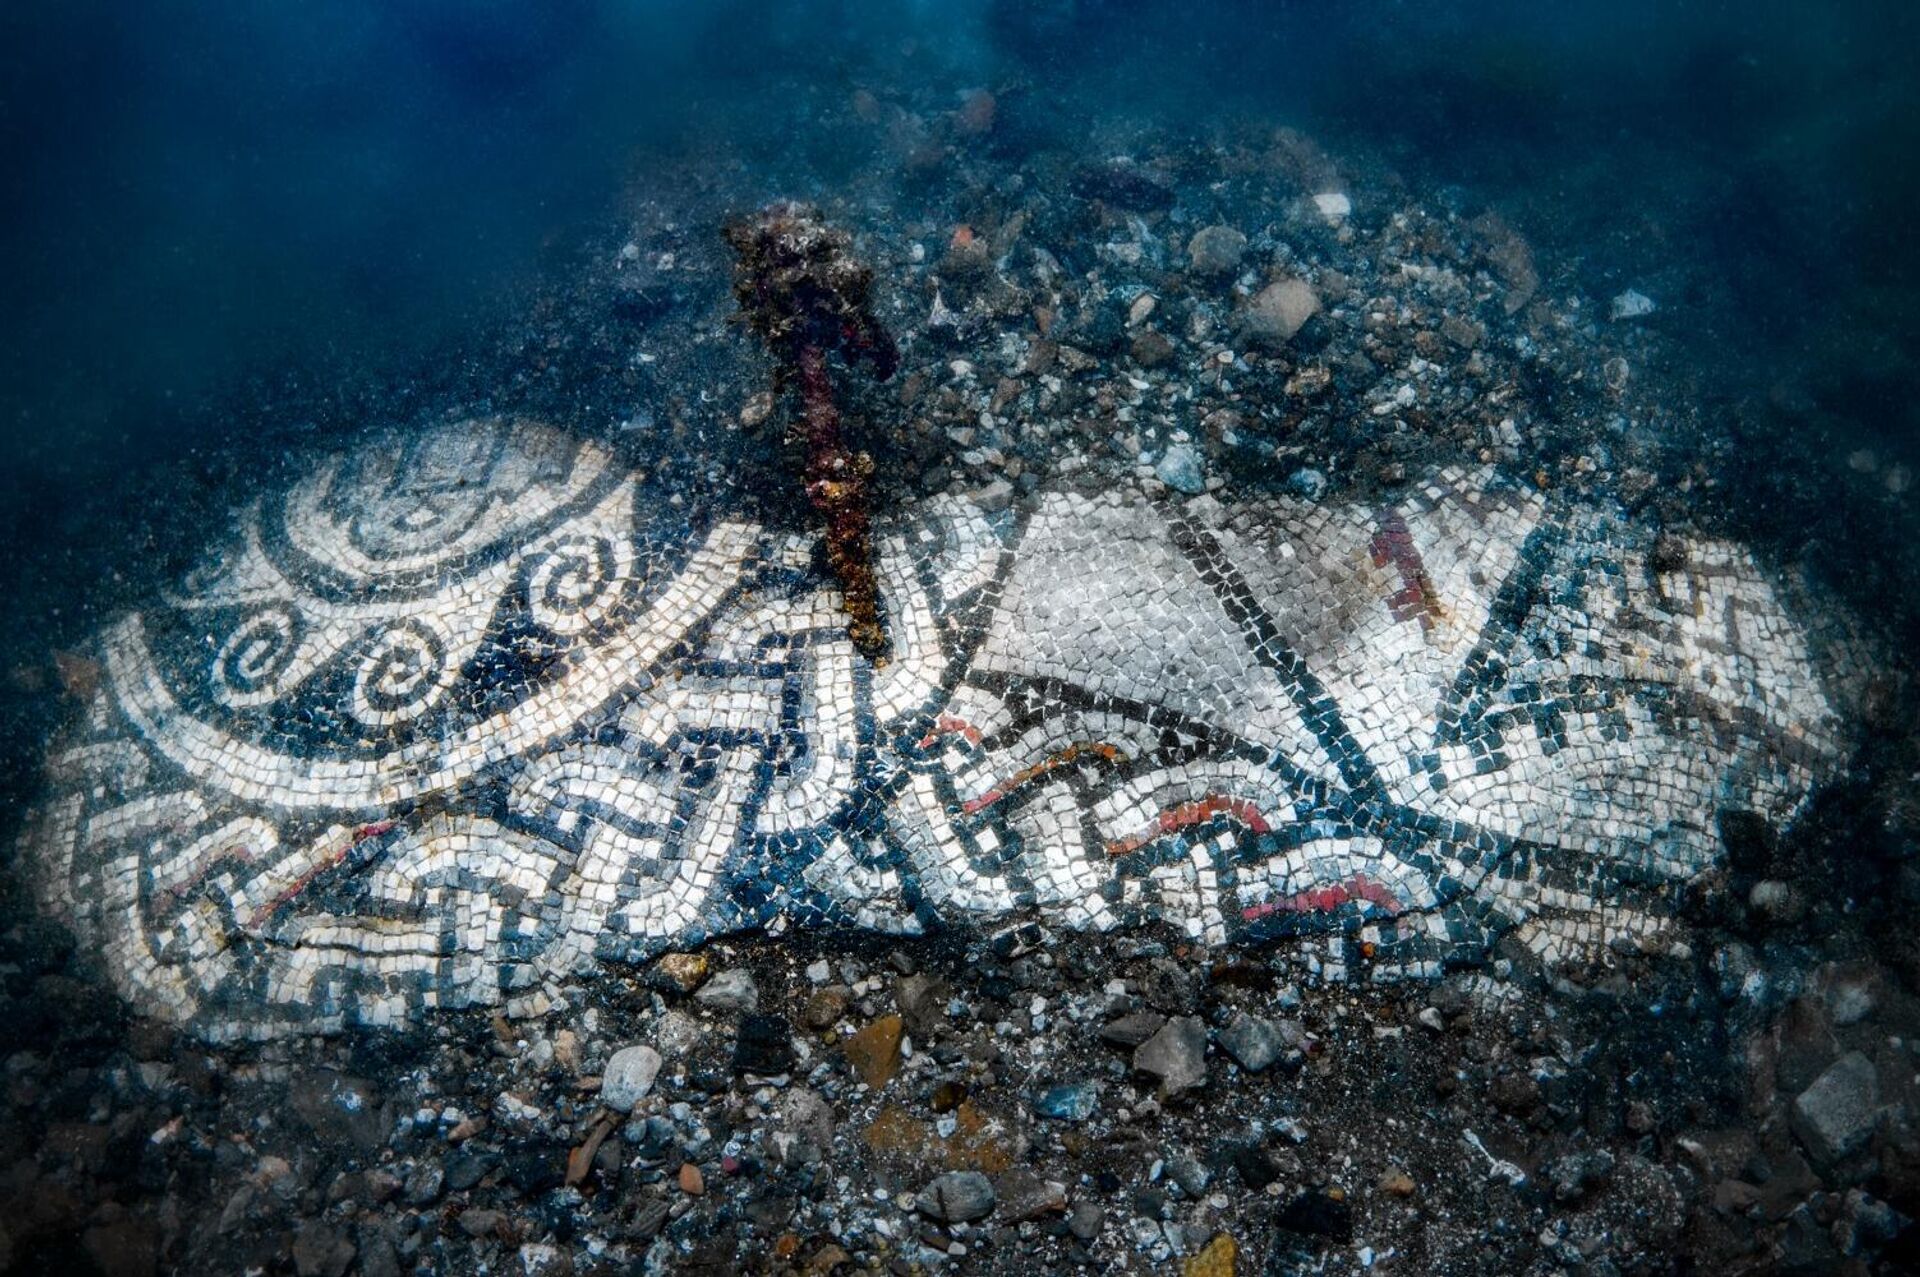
(21, 419, 1851, 1038)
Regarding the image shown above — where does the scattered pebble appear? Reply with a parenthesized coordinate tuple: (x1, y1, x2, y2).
(600, 1044, 663, 1112)
(695, 968, 760, 1012)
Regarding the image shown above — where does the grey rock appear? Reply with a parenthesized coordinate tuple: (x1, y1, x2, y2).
(442, 1148, 496, 1192)
(971, 478, 1016, 514)
(654, 1008, 702, 1055)
(1714, 940, 1759, 1001)
(1187, 225, 1248, 277)
(631, 1199, 671, 1239)
(1067, 1199, 1104, 1241)
(1155, 443, 1207, 495)
(1610, 288, 1657, 321)
(894, 972, 949, 1035)
(1166, 1152, 1210, 1196)
(1778, 1202, 1841, 1274)
(600, 1044, 663, 1112)
(402, 1160, 444, 1207)
(626, 1114, 676, 1158)
(919, 1170, 996, 1223)
(775, 1088, 835, 1165)
(1099, 1011, 1166, 1049)
(694, 968, 759, 1012)
(1133, 1016, 1208, 1096)
(1825, 969, 1879, 1027)
(1218, 1012, 1284, 1072)
(354, 1224, 402, 1277)
(1241, 278, 1320, 346)
(1791, 1051, 1881, 1165)
(457, 1210, 504, 1239)
(993, 1168, 1067, 1220)
(291, 1222, 356, 1277)
(1126, 1215, 1170, 1256)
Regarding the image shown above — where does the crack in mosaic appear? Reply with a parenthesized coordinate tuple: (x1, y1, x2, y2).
(19, 419, 1852, 1038)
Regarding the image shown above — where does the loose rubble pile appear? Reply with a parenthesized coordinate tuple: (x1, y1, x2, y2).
(590, 110, 1716, 533)
(3, 880, 1919, 1275)
(2, 78, 1918, 1277)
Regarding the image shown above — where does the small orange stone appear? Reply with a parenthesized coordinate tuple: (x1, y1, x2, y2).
(679, 1162, 705, 1195)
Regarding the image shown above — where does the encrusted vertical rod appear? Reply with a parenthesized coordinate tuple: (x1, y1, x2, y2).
(725, 203, 898, 663)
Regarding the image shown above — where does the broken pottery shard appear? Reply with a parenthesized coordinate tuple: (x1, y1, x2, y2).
(19, 418, 1856, 1038)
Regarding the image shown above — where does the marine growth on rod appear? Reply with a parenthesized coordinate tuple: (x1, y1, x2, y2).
(724, 203, 900, 663)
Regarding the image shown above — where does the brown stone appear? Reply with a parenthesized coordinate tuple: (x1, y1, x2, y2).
(1489, 1071, 1541, 1115)
(565, 1114, 616, 1187)
(1186, 224, 1248, 277)
(650, 951, 710, 994)
(862, 1104, 924, 1158)
(551, 1029, 581, 1074)
(803, 986, 852, 1029)
(1131, 329, 1176, 369)
(843, 1014, 906, 1089)
(678, 1162, 705, 1195)
(1184, 1233, 1237, 1277)
(804, 1243, 852, 1275)
(458, 1210, 504, 1239)
(862, 1101, 1019, 1173)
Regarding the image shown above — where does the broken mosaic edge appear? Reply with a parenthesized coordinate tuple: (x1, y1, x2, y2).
(16, 418, 1868, 1040)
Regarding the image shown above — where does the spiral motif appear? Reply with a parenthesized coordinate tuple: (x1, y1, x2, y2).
(351, 621, 452, 727)
(179, 546, 238, 599)
(212, 606, 305, 708)
(527, 535, 627, 636)
(277, 420, 611, 587)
